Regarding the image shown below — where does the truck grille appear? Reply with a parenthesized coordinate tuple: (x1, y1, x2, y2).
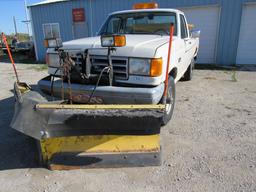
(72, 56, 128, 80)
(91, 56, 128, 80)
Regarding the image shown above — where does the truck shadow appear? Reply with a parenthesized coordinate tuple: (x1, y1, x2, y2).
(0, 88, 39, 170)
(0, 53, 37, 64)
(195, 64, 256, 72)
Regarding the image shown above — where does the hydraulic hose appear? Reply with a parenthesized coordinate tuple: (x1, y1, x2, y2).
(87, 66, 110, 104)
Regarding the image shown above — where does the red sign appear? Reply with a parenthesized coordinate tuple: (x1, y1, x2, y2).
(72, 8, 85, 22)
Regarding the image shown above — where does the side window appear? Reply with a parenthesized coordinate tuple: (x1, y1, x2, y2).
(43, 23, 60, 39)
(180, 15, 188, 39)
(107, 18, 121, 34)
(125, 18, 134, 33)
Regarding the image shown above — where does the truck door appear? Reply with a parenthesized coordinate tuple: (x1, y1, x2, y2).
(180, 14, 194, 71)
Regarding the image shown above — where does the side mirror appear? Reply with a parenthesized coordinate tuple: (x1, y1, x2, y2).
(188, 24, 194, 31)
(191, 30, 201, 38)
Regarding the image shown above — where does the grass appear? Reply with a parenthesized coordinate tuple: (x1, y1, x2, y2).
(195, 64, 239, 82)
(0, 51, 47, 72)
(195, 64, 237, 71)
(2, 33, 29, 44)
(223, 69, 238, 82)
(31, 64, 48, 71)
(231, 70, 238, 82)
(0, 52, 46, 64)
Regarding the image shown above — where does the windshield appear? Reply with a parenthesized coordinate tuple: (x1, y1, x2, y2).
(99, 12, 177, 36)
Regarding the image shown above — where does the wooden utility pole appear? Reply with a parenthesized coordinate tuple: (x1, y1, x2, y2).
(24, 0, 30, 36)
(13, 16, 18, 35)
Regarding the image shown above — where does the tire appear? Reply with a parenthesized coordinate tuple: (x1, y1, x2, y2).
(182, 59, 194, 81)
(161, 76, 176, 126)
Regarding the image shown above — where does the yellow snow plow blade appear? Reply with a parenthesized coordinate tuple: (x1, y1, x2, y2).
(40, 134, 160, 170)
(11, 81, 165, 169)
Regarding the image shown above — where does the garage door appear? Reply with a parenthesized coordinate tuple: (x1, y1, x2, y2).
(180, 6, 220, 64)
(236, 3, 256, 65)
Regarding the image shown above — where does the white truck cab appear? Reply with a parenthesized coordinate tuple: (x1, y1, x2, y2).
(40, 3, 200, 124)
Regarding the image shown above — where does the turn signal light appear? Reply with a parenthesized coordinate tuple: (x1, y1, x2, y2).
(133, 2, 159, 9)
(114, 35, 126, 47)
(44, 39, 49, 48)
(150, 58, 162, 77)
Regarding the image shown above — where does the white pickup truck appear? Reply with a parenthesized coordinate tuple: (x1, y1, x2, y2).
(39, 5, 200, 124)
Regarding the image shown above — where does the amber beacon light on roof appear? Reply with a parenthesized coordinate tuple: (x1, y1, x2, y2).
(133, 2, 159, 9)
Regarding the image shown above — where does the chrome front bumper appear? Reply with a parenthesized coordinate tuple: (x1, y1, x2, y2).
(38, 78, 164, 104)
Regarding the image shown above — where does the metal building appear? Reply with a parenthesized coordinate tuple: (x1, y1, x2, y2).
(29, 0, 256, 65)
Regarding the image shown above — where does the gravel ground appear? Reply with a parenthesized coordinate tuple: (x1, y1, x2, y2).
(0, 62, 255, 192)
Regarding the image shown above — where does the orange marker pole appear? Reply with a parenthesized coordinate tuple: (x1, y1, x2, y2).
(163, 23, 174, 104)
(2, 33, 20, 82)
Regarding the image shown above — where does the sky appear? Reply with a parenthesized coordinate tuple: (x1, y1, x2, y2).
(0, 0, 43, 35)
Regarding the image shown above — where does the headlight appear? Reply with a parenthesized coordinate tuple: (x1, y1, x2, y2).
(101, 36, 114, 47)
(44, 38, 62, 48)
(129, 58, 162, 76)
(46, 53, 60, 67)
(129, 58, 151, 76)
(101, 35, 126, 47)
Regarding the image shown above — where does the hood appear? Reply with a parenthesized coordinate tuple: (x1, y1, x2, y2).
(62, 35, 176, 58)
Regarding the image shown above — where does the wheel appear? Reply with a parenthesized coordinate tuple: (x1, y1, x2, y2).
(182, 59, 194, 81)
(161, 76, 176, 125)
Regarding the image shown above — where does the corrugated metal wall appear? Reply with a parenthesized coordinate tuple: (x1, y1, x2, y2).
(30, 0, 256, 65)
(30, 0, 90, 60)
